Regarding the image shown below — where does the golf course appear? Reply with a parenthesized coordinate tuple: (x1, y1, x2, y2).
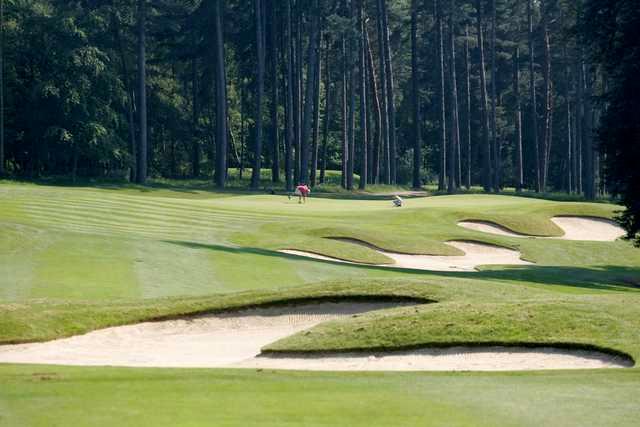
(1, 0, 639, 423)
(1, 180, 639, 426)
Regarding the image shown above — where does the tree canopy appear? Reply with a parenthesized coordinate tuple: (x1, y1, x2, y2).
(0, 0, 633, 226)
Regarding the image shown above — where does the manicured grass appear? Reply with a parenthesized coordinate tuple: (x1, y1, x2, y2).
(1, 180, 640, 426)
(1, 365, 639, 427)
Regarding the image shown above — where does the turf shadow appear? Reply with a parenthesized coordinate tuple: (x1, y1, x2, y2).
(164, 240, 640, 293)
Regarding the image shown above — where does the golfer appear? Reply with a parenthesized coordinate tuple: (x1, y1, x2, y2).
(393, 195, 403, 207)
(295, 184, 311, 204)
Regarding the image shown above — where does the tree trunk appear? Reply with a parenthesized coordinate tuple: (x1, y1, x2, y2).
(0, 0, 3, 176)
(111, 5, 137, 182)
(436, 0, 447, 191)
(541, 1, 553, 192)
(191, 54, 200, 178)
(213, 0, 228, 187)
(582, 61, 595, 200)
(300, 0, 320, 185)
(136, 0, 147, 184)
(447, 0, 460, 193)
(251, 0, 266, 188)
(575, 58, 583, 195)
(341, 32, 349, 189)
(269, 0, 280, 183)
(513, 46, 524, 192)
(310, 30, 322, 187)
(564, 45, 572, 193)
(346, 1, 357, 191)
(490, 0, 499, 190)
(320, 35, 331, 185)
(380, 0, 397, 183)
(464, 25, 472, 189)
(527, 0, 540, 192)
(411, 0, 421, 189)
(284, 0, 294, 191)
(476, 0, 491, 191)
(239, 80, 245, 179)
(358, 0, 368, 190)
(365, 26, 382, 185)
(294, 8, 303, 183)
(376, 0, 390, 184)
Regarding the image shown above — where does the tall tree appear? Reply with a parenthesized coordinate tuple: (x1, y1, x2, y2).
(251, 0, 266, 188)
(292, 4, 301, 183)
(490, 0, 499, 190)
(319, 35, 331, 185)
(447, 0, 460, 193)
(300, 0, 320, 185)
(379, 0, 397, 183)
(190, 52, 200, 178)
(136, 0, 148, 184)
(358, 0, 368, 190)
(582, 0, 640, 243)
(284, 0, 294, 191)
(0, 0, 5, 176)
(563, 44, 573, 193)
(411, 0, 421, 189)
(463, 25, 472, 189)
(213, 0, 228, 187)
(476, 0, 491, 191)
(365, 25, 382, 184)
(575, 59, 583, 195)
(341, 18, 349, 188)
(436, 0, 447, 191)
(527, 0, 540, 191)
(346, 0, 357, 190)
(513, 45, 524, 191)
(269, 0, 280, 183)
(310, 29, 322, 187)
(540, 0, 553, 192)
(582, 61, 595, 199)
(376, 0, 390, 184)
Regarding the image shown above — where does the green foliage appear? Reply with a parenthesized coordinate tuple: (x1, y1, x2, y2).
(580, 0, 640, 246)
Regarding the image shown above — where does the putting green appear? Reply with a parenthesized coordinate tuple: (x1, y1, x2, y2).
(1, 181, 639, 426)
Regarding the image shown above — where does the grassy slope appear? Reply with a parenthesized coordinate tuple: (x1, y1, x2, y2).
(1, 181, 640, 426)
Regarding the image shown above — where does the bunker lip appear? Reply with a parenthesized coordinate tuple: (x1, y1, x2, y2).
(0, 302, 632, 372)
(250, 346, 634, 372)
(280, 240, 532, 272)
(458, 216, 626, 241)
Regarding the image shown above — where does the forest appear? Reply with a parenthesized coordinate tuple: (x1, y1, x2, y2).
(0, 0, 636, 204)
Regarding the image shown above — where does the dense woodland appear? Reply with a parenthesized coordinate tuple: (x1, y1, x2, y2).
(0, 0, 636, 205)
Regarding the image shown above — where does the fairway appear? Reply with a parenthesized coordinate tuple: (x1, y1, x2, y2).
(1, 182, 640, 426)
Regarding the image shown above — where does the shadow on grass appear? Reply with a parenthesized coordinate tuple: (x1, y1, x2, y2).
(166, 240, 640, 293)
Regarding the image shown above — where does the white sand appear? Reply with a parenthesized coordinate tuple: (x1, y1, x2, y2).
(281, 240, 531, 272)
(240, 347, 632, 371)
(550, 217, 626, 241)
(459, 217, 626, 241)
(0, 302, 630, 371)
(458, 221, 528, 238)
(0, 303, 407, 368)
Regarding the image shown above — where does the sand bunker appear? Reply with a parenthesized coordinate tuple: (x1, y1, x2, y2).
(0, 302, 630, 371)
(0, 302, 407, 368)
(459, 217, 626, 241)
(241, 347, 632, 371)
(281, 240, 531, 272)
(550, 217, 626, 241)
